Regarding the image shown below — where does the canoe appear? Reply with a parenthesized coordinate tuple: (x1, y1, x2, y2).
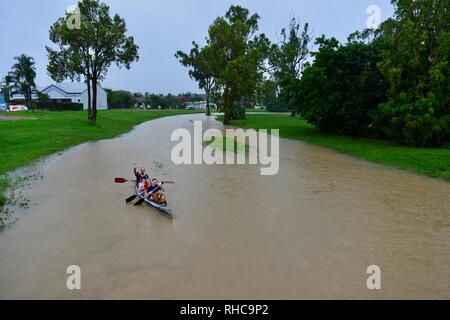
(135, 185, 172, 217)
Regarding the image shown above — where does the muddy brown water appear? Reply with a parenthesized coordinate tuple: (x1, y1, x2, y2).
(0, 114, 449, 299)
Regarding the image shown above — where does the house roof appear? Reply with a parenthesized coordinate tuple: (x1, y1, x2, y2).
(39, 82, 104, 94)
(39, 82, 85, 94)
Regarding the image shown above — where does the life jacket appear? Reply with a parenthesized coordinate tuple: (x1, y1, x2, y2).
(146, 184, 161, 194)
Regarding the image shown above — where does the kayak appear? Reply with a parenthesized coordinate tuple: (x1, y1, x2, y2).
(135, 185, 172, 217)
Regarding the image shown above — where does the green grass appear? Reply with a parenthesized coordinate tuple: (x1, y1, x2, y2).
(0, 109, 201, 207)
(220, 114, 450, 181)
(203, 135, 250, 154)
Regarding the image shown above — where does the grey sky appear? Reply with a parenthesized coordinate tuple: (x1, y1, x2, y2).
(0, 0, 394, 94)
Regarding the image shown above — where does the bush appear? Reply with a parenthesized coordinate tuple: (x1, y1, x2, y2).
(229, 104, 246, 120)
(373, 93, 450, 146)
(34, 102, 83, 111)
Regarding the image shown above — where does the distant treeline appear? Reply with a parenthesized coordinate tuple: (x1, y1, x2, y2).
(105, 89, 205, 109)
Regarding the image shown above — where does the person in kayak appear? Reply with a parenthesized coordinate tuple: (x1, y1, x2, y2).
(137, 177, 150, 193)
(145, 178, 166, 204)
(133, 165, 149, 187)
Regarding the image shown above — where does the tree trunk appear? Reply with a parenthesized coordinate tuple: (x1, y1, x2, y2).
(206, 89, 211, 116)
(90, 77, 97, 122)
(87, 79, 92, 120)
(27, 87, 34, 112)
(223, 85, 230, 125)
(290, 97, 297, 116)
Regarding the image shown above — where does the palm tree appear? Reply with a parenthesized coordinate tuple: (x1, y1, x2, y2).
(10, 54, 37, 107)
(0, 74, 14, 102)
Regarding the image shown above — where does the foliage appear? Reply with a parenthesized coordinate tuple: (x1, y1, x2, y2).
(105, 89, 134, 108)
(37, 93, 50, 102)
(205, 5, 270, 124)
(260, 80, 290, 112)
(144, 93, 181, 109)
(294, 34, 387, 135)
(373, 0, 450, 146)
(8, 54, 37, 104)
(175, 43, 218, 115)
(269, 17, 311, 115)
(34, 101, 83, 111)
(46, 0, 139, 122)
(0, 74, 14, 101)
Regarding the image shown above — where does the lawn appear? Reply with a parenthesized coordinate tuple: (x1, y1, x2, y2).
(224, 114, 450, 182)
(0, 109, 201, 207)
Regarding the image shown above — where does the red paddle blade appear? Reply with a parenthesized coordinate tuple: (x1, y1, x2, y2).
(114, 178, 128, 183)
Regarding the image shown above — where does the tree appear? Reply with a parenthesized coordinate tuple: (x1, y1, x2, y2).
(206, 5, 270, 124)
(269, 17, 311, 115)
(38, 93, 50, 102)
(293, 34, 387, 135)
(46, 0, 139, 122)
(9, 54, 37, 107)
(105, 89, 134, 108)
(374, 0, 450, 146)
(176, 43, 218, 116)
(1, 74, 15, 102)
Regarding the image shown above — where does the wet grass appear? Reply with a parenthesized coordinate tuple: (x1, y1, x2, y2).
(203, 135, 250, 154)
(0, 177, 9, 210)
(219, 114, 450, 182)
(0, 109, 202, 208)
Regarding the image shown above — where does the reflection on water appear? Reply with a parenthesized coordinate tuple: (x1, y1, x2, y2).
(0, 114, 449, 299)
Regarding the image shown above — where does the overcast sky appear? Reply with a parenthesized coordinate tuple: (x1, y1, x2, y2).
(0, 0, 394, 94)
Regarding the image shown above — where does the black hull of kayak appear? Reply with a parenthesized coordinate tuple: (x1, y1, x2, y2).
(135, 186, 172, 217)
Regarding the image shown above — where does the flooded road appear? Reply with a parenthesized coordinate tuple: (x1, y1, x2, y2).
(0, 114, 449, 299)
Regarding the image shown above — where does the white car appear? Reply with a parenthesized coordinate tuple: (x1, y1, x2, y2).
(8, 105, 29, 112)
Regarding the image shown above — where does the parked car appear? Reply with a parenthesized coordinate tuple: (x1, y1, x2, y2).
(8, 105, 29, 112)
(0, 103, 8, 111)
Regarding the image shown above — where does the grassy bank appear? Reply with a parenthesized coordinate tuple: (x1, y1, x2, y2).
(224, 114, 450, 181)
(0, 109, 200, 207)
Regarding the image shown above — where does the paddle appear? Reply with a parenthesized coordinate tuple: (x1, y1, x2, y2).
(125, 194, 138, 203)
(115, 177, 175, 184)
(133, 196, 146, 206)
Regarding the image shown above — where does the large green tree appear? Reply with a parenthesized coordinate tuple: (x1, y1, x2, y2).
(206, 5, 270, 124)
(375, 0, 450, 146)
(294, 34, 387, 135)
(269, 18, 311, 115)
(175, 43, 218, 116)
(46, 0, 139, 122)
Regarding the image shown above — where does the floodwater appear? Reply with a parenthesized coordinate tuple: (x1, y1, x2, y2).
(0, 114, 449, 299)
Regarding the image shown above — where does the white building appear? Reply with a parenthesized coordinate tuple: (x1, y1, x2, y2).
(184, 101, 217, 110)
(11, 82, 108, 110)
